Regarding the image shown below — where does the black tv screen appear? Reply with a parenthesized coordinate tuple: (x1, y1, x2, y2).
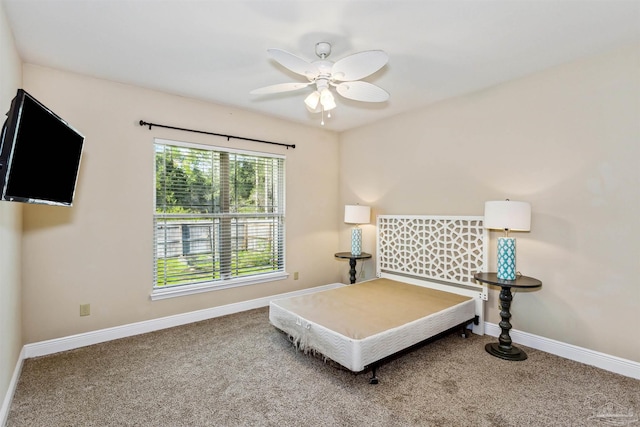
(0, 89, 84, 206)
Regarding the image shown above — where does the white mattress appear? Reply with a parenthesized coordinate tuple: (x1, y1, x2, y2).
(269, 278, 476, 372)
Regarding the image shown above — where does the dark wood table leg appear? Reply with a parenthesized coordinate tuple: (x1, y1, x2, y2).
(485, 286, 528, 361)
(348, 258, 357, 284)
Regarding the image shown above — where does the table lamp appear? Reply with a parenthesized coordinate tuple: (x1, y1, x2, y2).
(344, 205, 371, 256)
(484, 200, 531, 280)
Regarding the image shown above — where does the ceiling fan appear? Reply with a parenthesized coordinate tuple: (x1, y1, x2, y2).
(250, 42, 389, 125)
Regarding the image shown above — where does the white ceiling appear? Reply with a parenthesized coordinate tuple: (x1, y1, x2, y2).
(3, 0, 640, 132)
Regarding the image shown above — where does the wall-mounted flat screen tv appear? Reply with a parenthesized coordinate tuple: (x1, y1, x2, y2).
(0, 89, 84, 207)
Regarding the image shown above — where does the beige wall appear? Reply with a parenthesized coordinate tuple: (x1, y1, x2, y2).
(20, 65, 342, 343)
(5, 22, 638, 375)
(339, 43, 640, 362)
(0, 0, 22, 412)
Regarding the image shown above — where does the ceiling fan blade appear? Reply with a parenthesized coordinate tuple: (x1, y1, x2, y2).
(331, 50, 389, 81)
(267, 48, 320, 80)
(250, 82, 312, 95)
(335, 81, 389, 102)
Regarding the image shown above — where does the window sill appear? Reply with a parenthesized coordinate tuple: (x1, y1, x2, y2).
(150, 272, 289, 301)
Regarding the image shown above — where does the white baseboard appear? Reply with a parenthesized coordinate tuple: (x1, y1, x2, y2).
(0, 347, 25, 427)
(0, 283, 344, 426)
(23, 283, 344, 359)
(4, 284, 637, 426)
(22, 293, 640, 381)
(484, 322, 640, 380)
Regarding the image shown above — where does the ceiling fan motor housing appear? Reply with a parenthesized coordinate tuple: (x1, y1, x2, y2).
(311, 61, 333, 81)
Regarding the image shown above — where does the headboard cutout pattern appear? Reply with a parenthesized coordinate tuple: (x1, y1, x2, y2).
(377, 215, 487, 287)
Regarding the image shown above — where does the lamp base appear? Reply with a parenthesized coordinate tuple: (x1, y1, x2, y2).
(351, 227, 362, 256)
(497, 237, 516, 280)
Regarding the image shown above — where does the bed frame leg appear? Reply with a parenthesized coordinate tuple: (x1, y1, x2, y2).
(460, 325, 469, 338)
(460, 316, 479, 338)
(369, 367, 379, 384)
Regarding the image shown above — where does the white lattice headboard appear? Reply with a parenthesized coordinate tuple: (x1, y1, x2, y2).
(376, 215, 488, 294)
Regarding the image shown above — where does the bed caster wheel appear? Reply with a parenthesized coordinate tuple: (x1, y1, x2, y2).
(369, 377, 379, 385)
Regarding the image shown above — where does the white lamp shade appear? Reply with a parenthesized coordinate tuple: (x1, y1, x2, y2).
(344, 205, 371, 224)
(484, 200, 531, 231)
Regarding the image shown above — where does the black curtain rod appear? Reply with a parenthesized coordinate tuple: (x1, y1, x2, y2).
(139, 120, 295, 149)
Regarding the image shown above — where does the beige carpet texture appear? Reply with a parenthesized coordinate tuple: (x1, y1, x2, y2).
(7, 308, 639, 427)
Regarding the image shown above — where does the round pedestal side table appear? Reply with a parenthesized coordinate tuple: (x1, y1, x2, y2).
(334, 252, 372, 284)
(474, 272, 542, 361)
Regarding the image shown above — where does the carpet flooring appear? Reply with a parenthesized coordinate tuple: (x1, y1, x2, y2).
(7, 307, 639, 426)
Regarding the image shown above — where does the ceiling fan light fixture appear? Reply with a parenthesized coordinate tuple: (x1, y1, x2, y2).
(304, 91, 321, 111)
(320, 88, 336, 111)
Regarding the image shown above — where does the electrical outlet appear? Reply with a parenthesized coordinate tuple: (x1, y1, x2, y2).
(80, 304, 90, 316)
(293, 272, 299, 280)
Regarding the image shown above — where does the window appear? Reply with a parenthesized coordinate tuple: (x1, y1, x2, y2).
(152, 138, 286, 299)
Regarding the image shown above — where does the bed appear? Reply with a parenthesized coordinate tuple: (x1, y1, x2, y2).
(269, 215, 488, 383)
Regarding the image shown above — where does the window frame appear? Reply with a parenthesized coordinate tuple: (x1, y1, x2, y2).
(151, 138, 287, 301)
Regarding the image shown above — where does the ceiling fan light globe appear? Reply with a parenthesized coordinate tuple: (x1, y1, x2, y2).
(304, 91, 320, 110)
(320, 89, 337, 111)
(306, 104, 322, 113)
(323, 100, 337, 111)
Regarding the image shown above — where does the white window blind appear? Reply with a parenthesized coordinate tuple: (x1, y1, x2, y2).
(153, 139, 285, 297)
